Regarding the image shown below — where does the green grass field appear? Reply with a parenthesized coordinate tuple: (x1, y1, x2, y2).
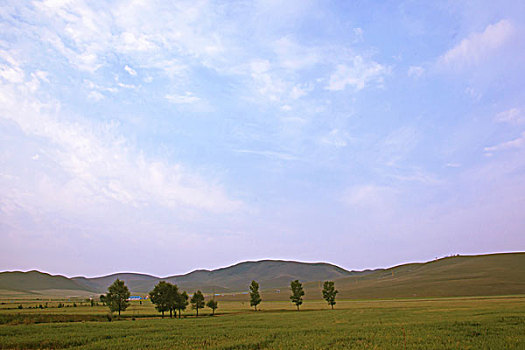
(0, 295, 524, 349)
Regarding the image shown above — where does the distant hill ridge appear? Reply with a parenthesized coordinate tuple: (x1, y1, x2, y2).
(1, 253, 524, 298)
(1, 260, 358, 294)
(0, 270, 88, 294)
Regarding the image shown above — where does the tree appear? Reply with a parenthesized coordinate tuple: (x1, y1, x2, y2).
(149, 281, 176, 318)
(169, 284, 180, 318)
(290, 280, 304, 311)
(206, 299, 218, 315)
(322, 281, 338, 309)
(106, 279, 130, 316)
(249, 280, 262, 311)
(190, 290, 205, 316)
(174, 291, 189, 318)
(99, 294, 107, 305)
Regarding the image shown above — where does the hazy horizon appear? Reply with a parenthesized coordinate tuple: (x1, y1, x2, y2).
(1, 1, 524, 277)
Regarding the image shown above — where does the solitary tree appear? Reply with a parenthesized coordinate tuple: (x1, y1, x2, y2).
(290, 280, 304, 311)
(206, 299, 218, 315)
(106, 279, 130, 316)
(190, 290, 205, 316)
(149, 281, 175, 318)
(322, 281, 338, 309)
(249, 280, 262, 311)
(99, 294, 107, 305)
(174, 291, 189, 318)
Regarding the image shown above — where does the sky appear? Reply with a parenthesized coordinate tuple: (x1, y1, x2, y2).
(1, 0, 524, 277)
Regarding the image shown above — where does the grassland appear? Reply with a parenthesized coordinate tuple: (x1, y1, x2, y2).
(0, 295, 524, 349)
(319, 253, 525, 299)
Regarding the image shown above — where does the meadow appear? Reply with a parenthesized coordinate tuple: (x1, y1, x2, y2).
(0, 295, 524, 349)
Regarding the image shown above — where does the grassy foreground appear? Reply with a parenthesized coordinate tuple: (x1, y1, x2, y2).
(0, 296, 524, 349)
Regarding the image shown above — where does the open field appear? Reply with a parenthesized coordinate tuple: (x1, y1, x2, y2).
(0, 295, 524, 349)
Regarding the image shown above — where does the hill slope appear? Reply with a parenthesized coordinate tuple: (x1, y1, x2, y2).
(0, 260, 357, 294)
(72, 273, 159, 294)
(73, 260, 358, 294)
(0, 270, 92, 294)
(296, 253, 525, 300)
(163, 260, 357, 293)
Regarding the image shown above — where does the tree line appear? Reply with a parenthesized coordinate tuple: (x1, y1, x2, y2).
(102, 278, 338, 317)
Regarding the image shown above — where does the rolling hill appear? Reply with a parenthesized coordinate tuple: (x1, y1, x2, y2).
(297, 252, 525, 300)
(0, 260, 358, 295)
(72, 273, 160, 294)
(80, 260, 359, 294)
(0, 253, 524, 298)
(0, 270, 89, 294)
(163, 260, 359, 293)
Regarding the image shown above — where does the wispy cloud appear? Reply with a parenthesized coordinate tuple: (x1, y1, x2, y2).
(320, 129, 352, 148)
(165, 92, 201, 104)
(353, 28, 364, 43)
(234, 149, 297, 161)
(342, 184, 398, 208)
(378, 127, 419, 166)
(248, 59, 287, 102)
(389, 168, 441, 185)
(439, 19, 514, 67)
(272, 36, 320, 71)
(87, 90, 104, 101)
(408, 65, 424, 78)
(494, 108, 524, 125)
(484, 132, 525, 154)
(326, 56, 388, 91)
(0, 63, 240, 215)
(0, 50, 25, 83)
(124, 65, 137, 76)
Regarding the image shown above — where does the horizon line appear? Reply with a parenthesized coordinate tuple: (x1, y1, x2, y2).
(1, 251, 523, 279)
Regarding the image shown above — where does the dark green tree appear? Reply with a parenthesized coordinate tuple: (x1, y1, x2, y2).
(249, 280, 262, 311)
(206, 299, 218, 315)
(99, 294, 107, 305)
(174, 291, 189, 318)
(106, 279, 130, 316)
(149, 281, 175, 318)
(190, 290, 205, 316)
(322, 281, 338, 309)
(168, 284, 180, 318)
(290, 280, 304, 311)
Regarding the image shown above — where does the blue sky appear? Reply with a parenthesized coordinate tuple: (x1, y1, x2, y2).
(1, 0, 524, 277)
